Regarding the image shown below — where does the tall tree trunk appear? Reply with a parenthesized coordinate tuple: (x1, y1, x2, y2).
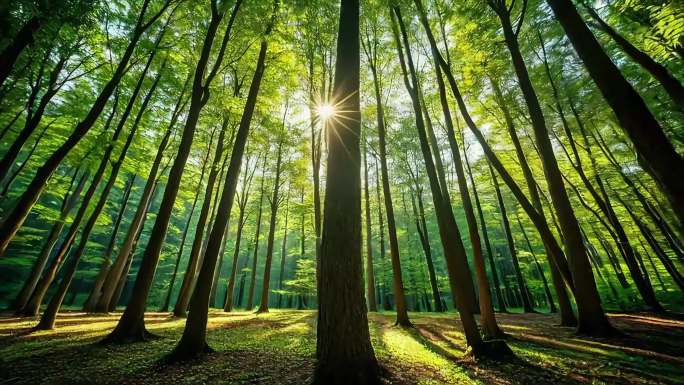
(16, 92, 123, 317)
(223, 157, 257, 312)
(94, 74, 187, 314)
(462, 142, 506, 313)
(173, 123, 225, 317)
(103, 0, 241, 343)
(0, 0, 170, 256)
(546, 0, 684, 228)
(247, 159, 268, 310)
(416, 0, 502, 336)
(488, 76, 575, 324)
(489, 1, 613, 335)
(83, 174, 136, 312)
(257, 138, 285, 314)
(160, 185, 202, 313)
(36, 63, 161, 330)
(410, 191, 443, 312)
(363, 143, 377, 312)
(374, 158, 391, 311)
(390, 5, 502, 356)
(276, 185, 290, 308)
(10, 168, 87, 312)
(540, 37, 664, 313)
(314, 0, 379, 381)
(490, 164, 535, 313)
(168, 4, 273, 358)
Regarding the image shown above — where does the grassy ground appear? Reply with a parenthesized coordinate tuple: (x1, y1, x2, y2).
(0, 310, 682, 384)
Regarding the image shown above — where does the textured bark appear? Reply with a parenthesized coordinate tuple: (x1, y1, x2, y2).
(0, 0, 170, 256)
(546, 0, 684, 229)
(103, 0, 240, 343)
(313, 0, 379, 381)
(168, 5, 271, 358)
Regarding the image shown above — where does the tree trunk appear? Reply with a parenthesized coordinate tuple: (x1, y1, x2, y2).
(10, 168, 87, 312)
(276, 185, 290, 308)
(83, 174, 136, 312)
(247, 160, 268, 310)
(160, 186, 202, 313)
(257, 139, 285, 314)
(410, 191, 443, 312)
(490, 164, 535, 313)
(491, 2, 613, 335)
(391, 4, 499, 356)
(174, 124, 225, 317)
(36, 64, 160, 330)
(416, 0, 502, 336)
(363, 143, 377, 312)
(374, 158, 391, 311)
(546, 0, 684, 229)
(103, 0, 240, 343)
(94, 73, 187, 314)
(168, 5, 272, 358)
(16, 93, 122, 317)
(314, 0, 379, 381)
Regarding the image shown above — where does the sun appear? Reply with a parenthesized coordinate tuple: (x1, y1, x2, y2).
(316, 104, 335, 121)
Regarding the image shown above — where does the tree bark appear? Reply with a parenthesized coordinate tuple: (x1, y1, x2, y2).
(0, 16, 41, 88)
(313, 0, 379, 381)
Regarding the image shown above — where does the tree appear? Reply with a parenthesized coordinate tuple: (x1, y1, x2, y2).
(313, 0, 379, 382)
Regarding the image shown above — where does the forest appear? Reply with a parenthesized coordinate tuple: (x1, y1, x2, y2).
(0, 0, 683, 384)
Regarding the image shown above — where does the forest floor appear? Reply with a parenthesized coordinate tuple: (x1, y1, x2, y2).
(0, 310, 682, 385)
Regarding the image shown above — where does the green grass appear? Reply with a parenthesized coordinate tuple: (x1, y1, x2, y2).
(0, 310, 682, 384)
